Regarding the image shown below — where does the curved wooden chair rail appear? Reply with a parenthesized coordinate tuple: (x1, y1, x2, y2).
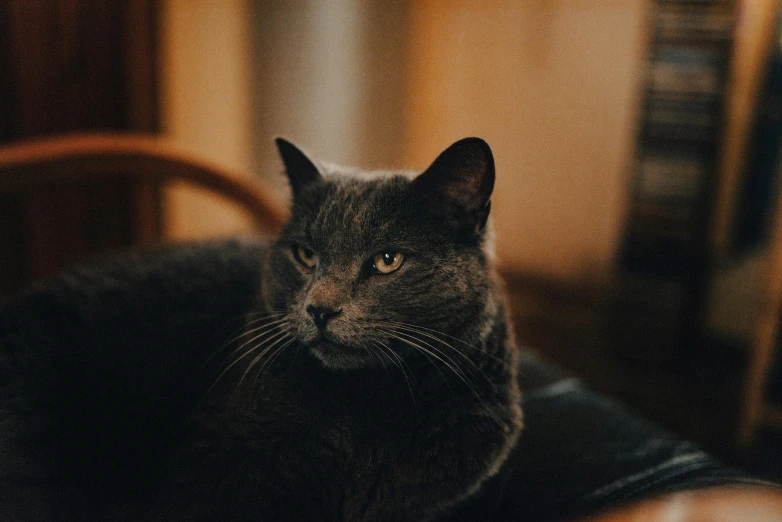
(0, 133, 288, 233)
(0, 133, 288, 295)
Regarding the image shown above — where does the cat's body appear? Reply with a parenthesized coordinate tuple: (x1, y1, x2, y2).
(0, 138, 522, 521)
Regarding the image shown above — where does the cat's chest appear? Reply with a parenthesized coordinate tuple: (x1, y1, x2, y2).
(255, 370, 416, 439)
(182, 359, 509, 521)
(235, 371, 423, 474)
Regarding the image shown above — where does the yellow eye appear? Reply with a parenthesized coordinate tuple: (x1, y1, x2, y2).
(293, 246, 318, 268)
(373, 252, 404, 274)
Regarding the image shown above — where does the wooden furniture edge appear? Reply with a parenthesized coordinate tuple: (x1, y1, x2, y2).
(0, 132, 289, 233)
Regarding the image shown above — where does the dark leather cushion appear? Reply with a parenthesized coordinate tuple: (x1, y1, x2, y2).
(499, 352, 777, 520)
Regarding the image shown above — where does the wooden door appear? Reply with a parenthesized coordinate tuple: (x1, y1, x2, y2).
(0, 0, 159, 295)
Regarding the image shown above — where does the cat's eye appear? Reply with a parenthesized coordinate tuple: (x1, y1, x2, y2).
(293, 246, 318, 268)
(373, 252, 404, 274)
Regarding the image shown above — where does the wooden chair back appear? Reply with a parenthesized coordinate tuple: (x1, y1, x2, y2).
(0, 133, 287, 295)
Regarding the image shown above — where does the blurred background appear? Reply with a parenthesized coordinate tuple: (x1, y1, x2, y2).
(1, 0, 781, 480)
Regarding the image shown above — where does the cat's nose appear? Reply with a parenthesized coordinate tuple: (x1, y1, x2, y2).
(306, 305, 342, 330)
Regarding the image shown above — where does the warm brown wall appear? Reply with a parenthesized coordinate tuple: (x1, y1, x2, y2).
(249, 1, 412, 202)
(158, 0, 257, 240)
(0, 0, 158, 294)
(160, 1, 649, 281)
(403, 0, 649, 280)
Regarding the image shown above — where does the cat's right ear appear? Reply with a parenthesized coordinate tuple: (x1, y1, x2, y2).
(412, 137, 495, 237)
(275, 138, 322, 196)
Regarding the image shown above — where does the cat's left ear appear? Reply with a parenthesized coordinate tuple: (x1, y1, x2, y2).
(412, 137, 495, 235)
(275, 138, 322, 197)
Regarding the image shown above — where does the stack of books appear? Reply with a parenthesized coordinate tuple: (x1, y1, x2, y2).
(617, 0, 734, 357)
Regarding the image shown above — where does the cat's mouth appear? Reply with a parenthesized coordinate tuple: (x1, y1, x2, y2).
(311, 336, 342, 352)
(310, 333, 356, 355)
(308, 336, 371, 370)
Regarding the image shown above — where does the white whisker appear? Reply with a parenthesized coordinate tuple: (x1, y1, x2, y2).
(208, 325, 290, 397)
(381, 323, 495, 388)
(382, 328, 473, 386)
(378, 329, 451, 388)
(372, 340, 416, 406)
(250, 338, 295, 387)
(366, 342, 392, 376)
(378, 327, 505, 425)
(385, 320, 511, 368)
(206, 314, 289, 364)
(232, 330, 292, 397)
(222, 322, 289, 366)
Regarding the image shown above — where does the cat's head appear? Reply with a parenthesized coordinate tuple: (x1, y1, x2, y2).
(263, 138, 497, 371)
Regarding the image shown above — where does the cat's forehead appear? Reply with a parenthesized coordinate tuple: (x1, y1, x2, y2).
(289, 169, 424, 254)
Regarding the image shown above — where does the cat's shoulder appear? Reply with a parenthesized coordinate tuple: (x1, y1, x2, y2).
(2, 238, 267, 321)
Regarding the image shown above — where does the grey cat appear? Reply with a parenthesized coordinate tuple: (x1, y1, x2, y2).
(0, 137, 522, 521)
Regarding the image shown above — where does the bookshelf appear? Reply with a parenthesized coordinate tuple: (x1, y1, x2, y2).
(617, 0, 735, 361)
(617, 0, 782, 446)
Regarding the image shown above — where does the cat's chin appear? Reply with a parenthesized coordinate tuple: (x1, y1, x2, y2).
(309, 339, 374, 371)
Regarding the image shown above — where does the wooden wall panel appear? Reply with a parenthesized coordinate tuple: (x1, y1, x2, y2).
(0, 0, 158, 295)
(2, 0, 127, 137)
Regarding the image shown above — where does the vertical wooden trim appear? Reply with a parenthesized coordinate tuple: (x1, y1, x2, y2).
(711, 1, 778, 258)
(0, 2, 19, 142)
(131, 179, 162, 245)
(123, 0, 161, 246)
(122, 0, 159, 133)
(729, 1, 782, 446)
